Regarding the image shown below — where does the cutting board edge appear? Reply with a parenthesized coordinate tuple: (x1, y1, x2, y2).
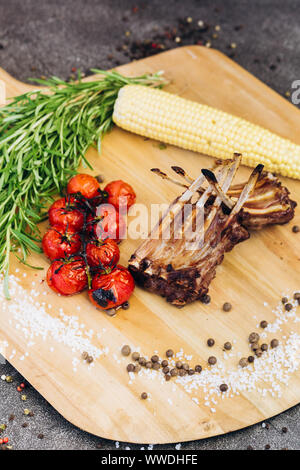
(0, 45, 299, 445)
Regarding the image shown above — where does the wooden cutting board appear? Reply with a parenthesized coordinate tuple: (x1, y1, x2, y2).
(0, 46, 300, 444)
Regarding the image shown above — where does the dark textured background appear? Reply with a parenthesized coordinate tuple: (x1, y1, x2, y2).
(0, 0, 299, 450)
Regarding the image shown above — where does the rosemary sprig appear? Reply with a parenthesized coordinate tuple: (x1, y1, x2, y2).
(0, 69, 165, 298)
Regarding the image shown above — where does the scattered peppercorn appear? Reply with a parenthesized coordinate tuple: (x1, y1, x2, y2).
(126, 363, 135, 372)
(182, 363, 189, 370)
(201, 294, 211, 304)
(251, 342, 260, 351)
(285, 303, 293, 311)
(255, 349, 263, 357)
(293, 292, 300, 303)
(239, 357, 248, 368)
(151, 355, 159, 363)
(161, 360, 168, 368)
(261, 343, 268, 351)
(248, 332, 259, 343)
(260, 320, 268, 329)
(121, 345, 131, 356)
(119, 16, 214, 63)
(222, 302, 232, 312)
(178, 369, 186, 377)
(141, 392, 148, 400)
(122, 301, 130, 310)
(37, 434, 44, 440)
(145, 361, 152, 369)
(86, 356, 94, 364)
(152, 362, 160, 370)
(207, 338, 215, 347)
(166, 349, 174, 357)
(134, 364, 141, 373)
(139, 357, 146, 366)
(170, 368, 178, 377)
(96, 174, 104, 183)
(292, 225, 299, 233)
(195, 365, 202, 373)
(162, 366, 170, 374)
(188, 369, 195, 375)
(220, 383, 228, 392)
(208, 356, 217, 365)
(165, 374, 171, 381)
(176, 361, 183, 369)
(282, 297, 288, 304)
(265, 444, 270, 450)
(132, 352, 140, 361)
(224, 342, 232, 350)
(282, 427, 288, 433)
(248, 355, 255, 363)
(270, 339, 279, 348)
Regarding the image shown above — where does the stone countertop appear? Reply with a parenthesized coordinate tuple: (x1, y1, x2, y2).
(0, 0, 299, 450)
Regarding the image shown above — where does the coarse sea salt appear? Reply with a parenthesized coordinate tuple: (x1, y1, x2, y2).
(131, 294, 300, 413)
(0, 274, 104, 361)
(1, 275, 299, 416)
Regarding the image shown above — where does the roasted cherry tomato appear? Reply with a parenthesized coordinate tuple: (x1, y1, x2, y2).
(42, 225, 81, 261)
(104, 180, 136, 211)
(88, 265, 135, 310)
(86, 238, 120, 269)
(46, 256, 88, 296)
(48, 196, 84, 231)
(88, 204, 126, 243)
(67, 173, 101, 199)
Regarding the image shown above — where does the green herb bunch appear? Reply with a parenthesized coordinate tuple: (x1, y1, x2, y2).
(0, 69, 165, 298)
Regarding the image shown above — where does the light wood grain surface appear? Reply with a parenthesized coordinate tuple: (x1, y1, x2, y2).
(0, 46, 299, 444)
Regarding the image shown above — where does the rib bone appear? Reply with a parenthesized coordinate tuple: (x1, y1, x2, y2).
(153, 162, 296, 230)
(129, 156, 257, 307)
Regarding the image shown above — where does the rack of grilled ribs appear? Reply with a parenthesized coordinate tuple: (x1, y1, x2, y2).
(128, 155, 296, 307)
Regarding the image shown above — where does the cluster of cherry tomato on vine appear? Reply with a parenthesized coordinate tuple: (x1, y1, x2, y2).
(43, 174, 136, 311)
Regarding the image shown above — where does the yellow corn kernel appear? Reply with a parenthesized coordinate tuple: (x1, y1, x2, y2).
(113, 85, 300, 179)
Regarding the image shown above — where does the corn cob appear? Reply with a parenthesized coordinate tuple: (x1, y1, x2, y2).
(113, 84, 300, 179)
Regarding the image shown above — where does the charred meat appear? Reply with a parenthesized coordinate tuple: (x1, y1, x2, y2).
(129, 155, 267, 307)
